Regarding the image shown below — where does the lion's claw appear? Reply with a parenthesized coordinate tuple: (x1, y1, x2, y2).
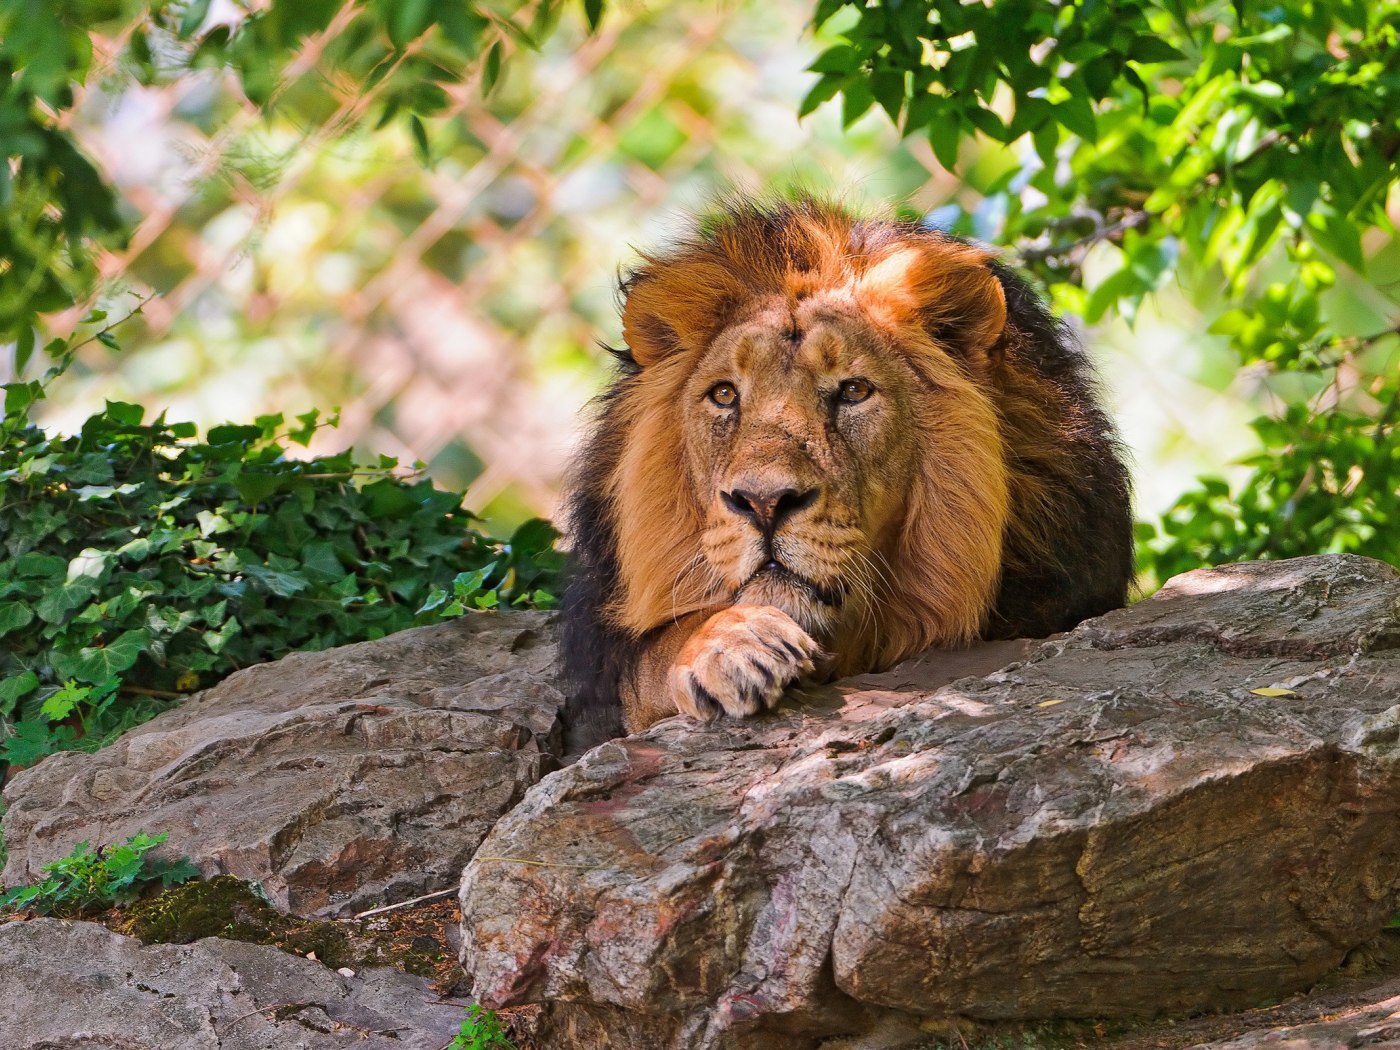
(669, 605, 822, 720)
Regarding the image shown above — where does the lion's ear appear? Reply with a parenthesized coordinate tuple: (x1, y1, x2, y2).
(855, 244, 1007, 362)
(621, 259, 747, 367)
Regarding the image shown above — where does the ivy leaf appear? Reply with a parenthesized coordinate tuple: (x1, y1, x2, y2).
(0, 601, 35, 636)
(0, 672, 39, 716)
(50, 629, 150, 685)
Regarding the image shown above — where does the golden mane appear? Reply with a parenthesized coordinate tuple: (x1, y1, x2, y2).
(611, 200, 1012, 669)
(560, 196, 1133, 734)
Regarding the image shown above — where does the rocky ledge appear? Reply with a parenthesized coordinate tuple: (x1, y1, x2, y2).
(2, 610, 562, 917)
(0, 917, 470, 1049)
(459, 555, 1400, 1049)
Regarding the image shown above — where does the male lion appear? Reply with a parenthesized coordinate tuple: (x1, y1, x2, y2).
(561, 197, 1132, 733)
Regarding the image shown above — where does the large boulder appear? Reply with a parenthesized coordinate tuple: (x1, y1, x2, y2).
(459, 555, 1400, 1049)
(0, 917, 471, 1048)
(2, 610, 562, 917)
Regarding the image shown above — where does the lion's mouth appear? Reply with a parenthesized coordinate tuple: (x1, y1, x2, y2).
(748, 560, 845, 607)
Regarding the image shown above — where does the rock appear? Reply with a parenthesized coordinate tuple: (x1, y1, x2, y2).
(0, 916, 470, 1048)
(458, 555, 1400, 1049)
(3, 610, 562, 917)
(1191, 991, 1400, 1050)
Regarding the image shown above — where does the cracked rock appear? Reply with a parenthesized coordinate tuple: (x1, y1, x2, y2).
(458, 555, 1400, 1049)
(2, 610, 563, 917)
(0, 917, 470, 1048)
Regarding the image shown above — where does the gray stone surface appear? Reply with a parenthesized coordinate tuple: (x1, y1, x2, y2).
(0, 917, 471, 1049)
(459, 555, 1400, 1050)
(2, 610, 562, 917)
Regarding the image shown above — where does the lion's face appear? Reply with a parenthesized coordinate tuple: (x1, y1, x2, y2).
(680, 295, 921, 640)
(605, 206, 1015, 673)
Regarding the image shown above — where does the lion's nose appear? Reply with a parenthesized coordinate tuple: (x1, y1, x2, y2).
(721, 486, 819, 536)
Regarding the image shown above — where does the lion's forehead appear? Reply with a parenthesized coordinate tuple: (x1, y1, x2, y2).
(716, 310, 884, 390)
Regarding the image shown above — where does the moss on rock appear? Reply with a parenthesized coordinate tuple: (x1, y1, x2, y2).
(116, 876, 355, 969)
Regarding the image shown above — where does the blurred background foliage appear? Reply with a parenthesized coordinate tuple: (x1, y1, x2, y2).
(8, 0, 1295, 542)
(5, 0, 1400, 612)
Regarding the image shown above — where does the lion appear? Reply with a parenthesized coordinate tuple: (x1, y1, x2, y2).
(560, 196, 1133, 734)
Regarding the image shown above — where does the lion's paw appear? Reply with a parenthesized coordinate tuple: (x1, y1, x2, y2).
(669, 605, 823, 721)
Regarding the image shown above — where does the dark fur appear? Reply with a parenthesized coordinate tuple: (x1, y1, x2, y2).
(984, 260, 1134, 637)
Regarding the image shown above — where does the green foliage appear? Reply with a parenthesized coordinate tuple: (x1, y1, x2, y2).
(0, 831, 198, 917)
(0, 0, 134, 349)
(0, 399, 562, 770)
(1138, 398, 1400, 581)
(449, 1005, 517, 1050)
(0, 0, 605, 349)
(807, 0, 1400, 583)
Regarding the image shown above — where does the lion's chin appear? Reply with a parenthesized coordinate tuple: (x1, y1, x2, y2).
(734, 563, 842, 635)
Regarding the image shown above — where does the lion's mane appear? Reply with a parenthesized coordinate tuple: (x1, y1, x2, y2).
(561, 197, 1132, 737)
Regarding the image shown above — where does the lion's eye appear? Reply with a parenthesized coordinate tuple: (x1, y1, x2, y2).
(709, 383, 739, 407)
(838, 379, 873, 404)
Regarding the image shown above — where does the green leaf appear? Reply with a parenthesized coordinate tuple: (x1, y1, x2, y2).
(206, 423, 261, 445)
(36, 578, 99, 624)
(364, 479, 419, 518)
(966, 105, 1009, 143)
(1129, 36, 1186, 63)
(0, 672, 40, 716)
(233, 472, 283, 505)
(509, 518, 561, 557)
(104, 401, 143, 425)
(5, 381, 44, 416)
(841, 79, 875, 128)
(482, 41, 503, 96)
(179, 0, 213, 39)
(810, 45, 860, 75)
(202, 617, 240, 654)
(799, 73, 844, 119)
(15, 326, 35, 373)
(2, 719, 68, 767)
(50, 629, 151, 685)
(409, 114, 431, 166)
(0, 601, 35, 636)
(243, 563, 308, 597)
(1054, 94, 1098, 143)
(928, 118, 962, 172)
(452, 562, 497, 600)
(583, 0, 604, 32)
(870, 71, 904, 124)
(41, 680, 89, 722)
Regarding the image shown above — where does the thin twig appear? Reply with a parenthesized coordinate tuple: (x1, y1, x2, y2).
(1016, 209, 1150, 266)
(218, 1001, 318, 1033)
(352, 887, 456, 919)
(473, 856, 607, 870)
(291, 469, 425, 480)
(119, 685, 188, 700)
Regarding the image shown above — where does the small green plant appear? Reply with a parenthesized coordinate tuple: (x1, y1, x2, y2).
(449, 1005, 517, 1050)
(0, 831, 198, 917)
